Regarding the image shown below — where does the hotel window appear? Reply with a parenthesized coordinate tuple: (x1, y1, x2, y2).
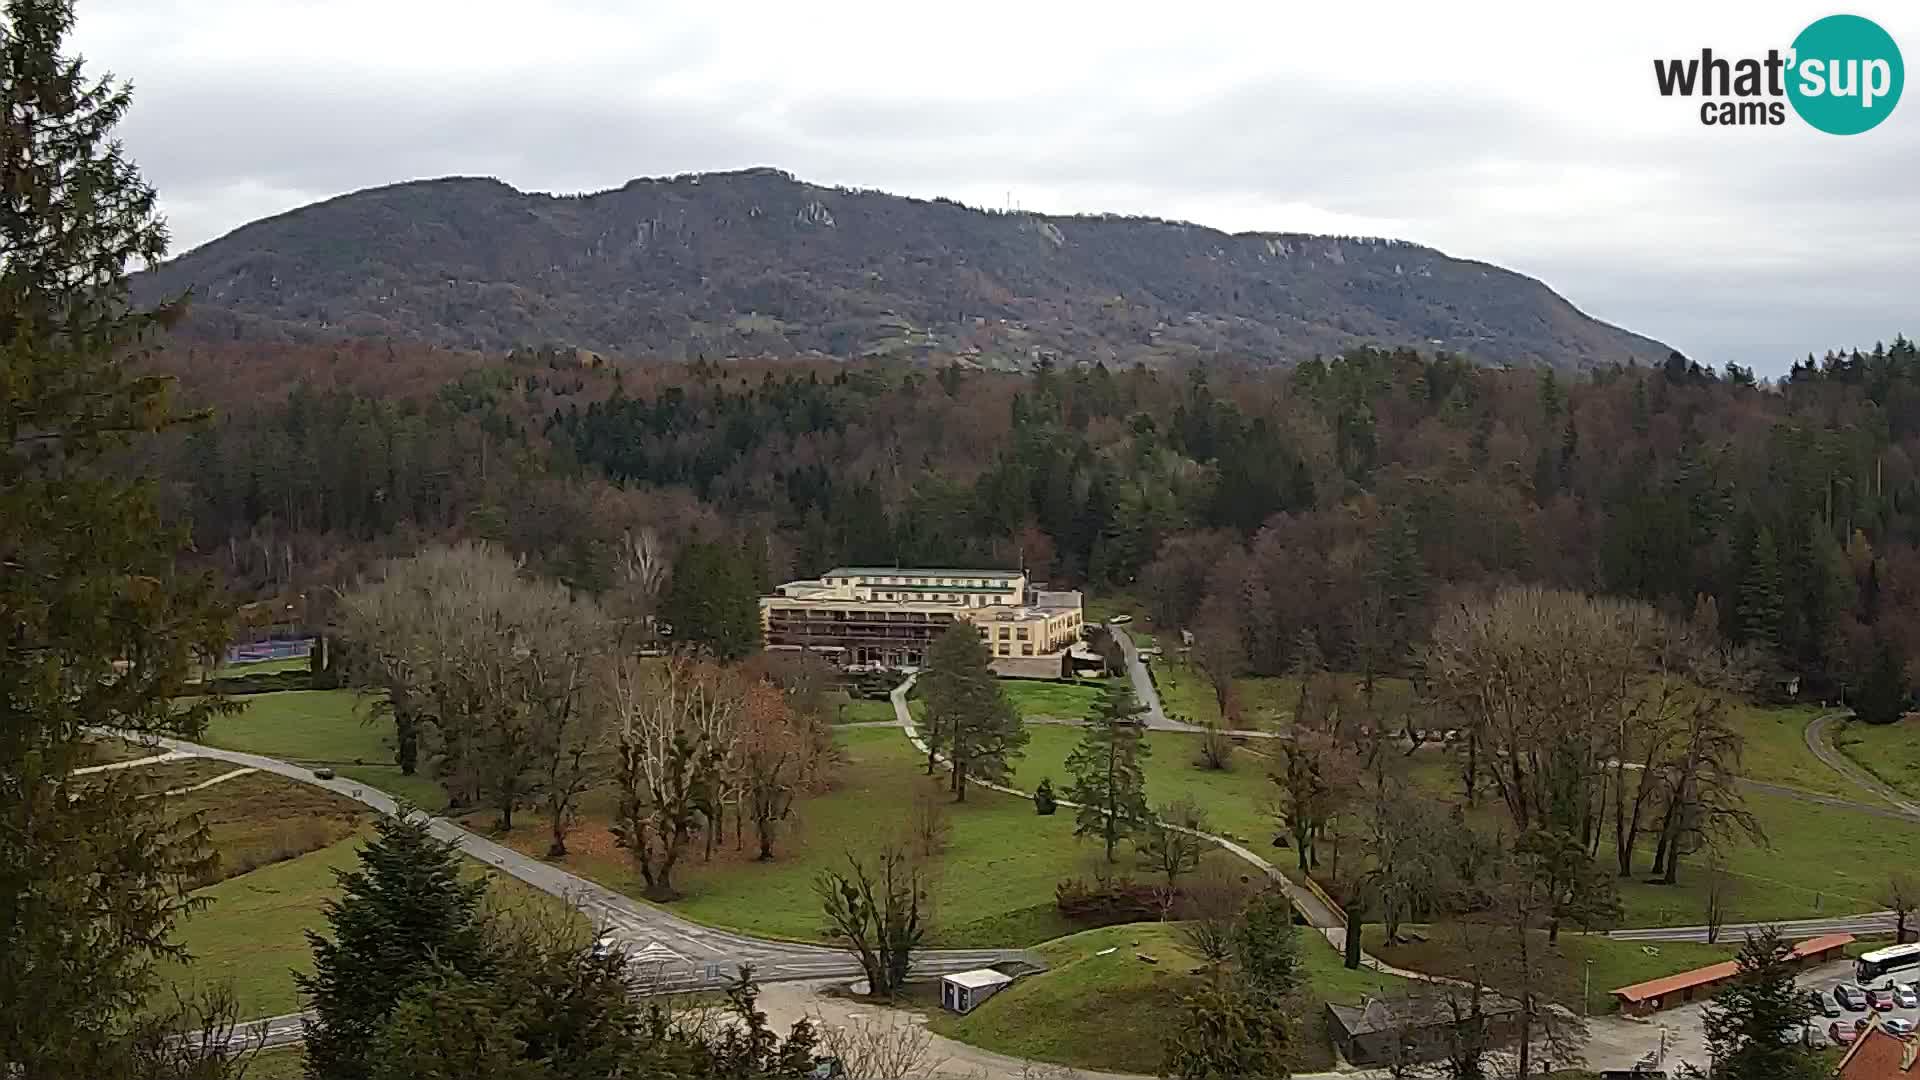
(1021, 644, 1034, 656)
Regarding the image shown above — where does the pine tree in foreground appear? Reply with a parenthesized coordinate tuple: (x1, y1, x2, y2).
(298, 811, 492, 1080)
(0, 0, 234, 1072)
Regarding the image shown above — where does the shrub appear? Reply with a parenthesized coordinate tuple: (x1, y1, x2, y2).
(1054, 875, 1162, 926)
(1034, 777, 1058, 815)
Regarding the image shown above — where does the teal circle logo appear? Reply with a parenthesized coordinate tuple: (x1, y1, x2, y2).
(1788, 14, 1903, 134)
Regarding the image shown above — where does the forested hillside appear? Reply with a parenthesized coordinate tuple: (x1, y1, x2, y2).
(144, 337, 1920, 700)
(130, 168, 1671, 371)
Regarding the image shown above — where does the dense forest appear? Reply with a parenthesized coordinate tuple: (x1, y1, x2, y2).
(143, 335, 1920, 700)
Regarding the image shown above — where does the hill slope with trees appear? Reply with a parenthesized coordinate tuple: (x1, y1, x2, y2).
(131, 168, 1671, 371)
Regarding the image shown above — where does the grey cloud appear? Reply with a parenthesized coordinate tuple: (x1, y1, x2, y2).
(87, 4, 1919, 376)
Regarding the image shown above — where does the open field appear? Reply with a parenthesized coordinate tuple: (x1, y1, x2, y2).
(246, 1049, 305, 1080)
(159, 833, 365, 1017)
(1834, 715, 1920, 803)
(1149, 659, 1414, 733)
(195, 689, 448, 810)
(1366, 925, 1737, 1015)
(1389, 745, 1919, 929)
(197, 690, 387, 762)
(1000, 679, 1109, 722)
(925, 920, 1410, 1073)
(173, 770, 369, 886)
(462, 725, 1237, 948)
(211, 657, 311, 679)
(158, 829, 585, 1019)
(1010, 725, 1277, 847)
(1726, 703, 1856, 798)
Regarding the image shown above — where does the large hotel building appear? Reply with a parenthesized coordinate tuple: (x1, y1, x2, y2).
(760, 567, 1085, 677)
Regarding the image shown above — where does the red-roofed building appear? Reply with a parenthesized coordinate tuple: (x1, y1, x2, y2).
(1837, 1019, 1920, 1078)
(1608, 933, 1854, 1018)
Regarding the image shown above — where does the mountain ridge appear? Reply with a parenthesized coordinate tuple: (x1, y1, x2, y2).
(133, 167, 1674, 370)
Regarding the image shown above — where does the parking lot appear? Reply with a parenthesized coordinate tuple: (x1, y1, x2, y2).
(1813, 967, 1920, 1048)
(1585, 956, 1894, 1074)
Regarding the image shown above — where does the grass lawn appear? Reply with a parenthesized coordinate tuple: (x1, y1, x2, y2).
(1150, 661, 1411, 733)
(1728, 704, 1858, 798)
(197, 690, 389, 764)
(1002, 680, 1108, 722)
(925, 920, 1408, 1073)
(160, 833, 366, 1017)
(1010, 725, 1278, 847)
(835, 698, 897, 724)
(1366, 925, 1737, 1015)
(463, 726, 1244, 948)
(194, 689, 449, 809)
(1607, 785, 1920, 927)
(1835, 716, 1920, 803)
(245, 1048, 305, 1080)
(170, 771, 369, 886)
(211, 657, 311, 679)
(925, 922, 1201, 1072)
(160, 829, 585, 1019)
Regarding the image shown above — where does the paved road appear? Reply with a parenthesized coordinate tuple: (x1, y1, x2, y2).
(145, 734, 1034, 995)
(1107, 622, 1273, 738)
(1609, 912, 1904, 943)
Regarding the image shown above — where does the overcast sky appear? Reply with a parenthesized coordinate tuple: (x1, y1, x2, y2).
(76, 0, 1917, 374)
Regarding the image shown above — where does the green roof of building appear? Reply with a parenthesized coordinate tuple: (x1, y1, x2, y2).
(826, 567, 1024, 580)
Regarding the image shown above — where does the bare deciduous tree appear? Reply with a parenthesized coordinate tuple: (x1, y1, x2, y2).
(608, 655, 741, 897)
(1189, 598, 1246, 725)
(1885, 871, 1919, 944)
(814, 847, 928, 1000)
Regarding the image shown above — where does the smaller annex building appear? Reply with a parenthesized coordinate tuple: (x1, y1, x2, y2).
(1609, 933, 1854, 1018)
(940, 968, 1013, 1014)
(760, 567, 1083, 675)
(1325, 993, 1524, 1067)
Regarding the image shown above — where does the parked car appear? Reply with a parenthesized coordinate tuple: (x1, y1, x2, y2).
(1833, 1021, 1860, 1045)
(1858, 1017, 1876, 1033)
(1812, 989, 1843, 1017)
(312, 766, 335, 780)
(1887, 1018, 1917, 1038)
(1868, 986, 1898, 1011)
(1837, 984, 1867, 1011)
(1109, 614, 1132, 624)
(1895, 983, 1920, 1009)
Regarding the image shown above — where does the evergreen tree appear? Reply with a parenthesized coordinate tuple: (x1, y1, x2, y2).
(1734, 528, 1784, 657)
(920, 623, 1026, 800)
(1689, 928, 1821, 1080)
(0, 1, 234, 1072)
(1231, 890, 1302, 997)
(662, 541, 762, 660)
(1854, 636, 1910, 725)
(1063, 683, 1152, 861)
(299, 811, 492, 1080)
(1161, 984, 1295, 1080)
